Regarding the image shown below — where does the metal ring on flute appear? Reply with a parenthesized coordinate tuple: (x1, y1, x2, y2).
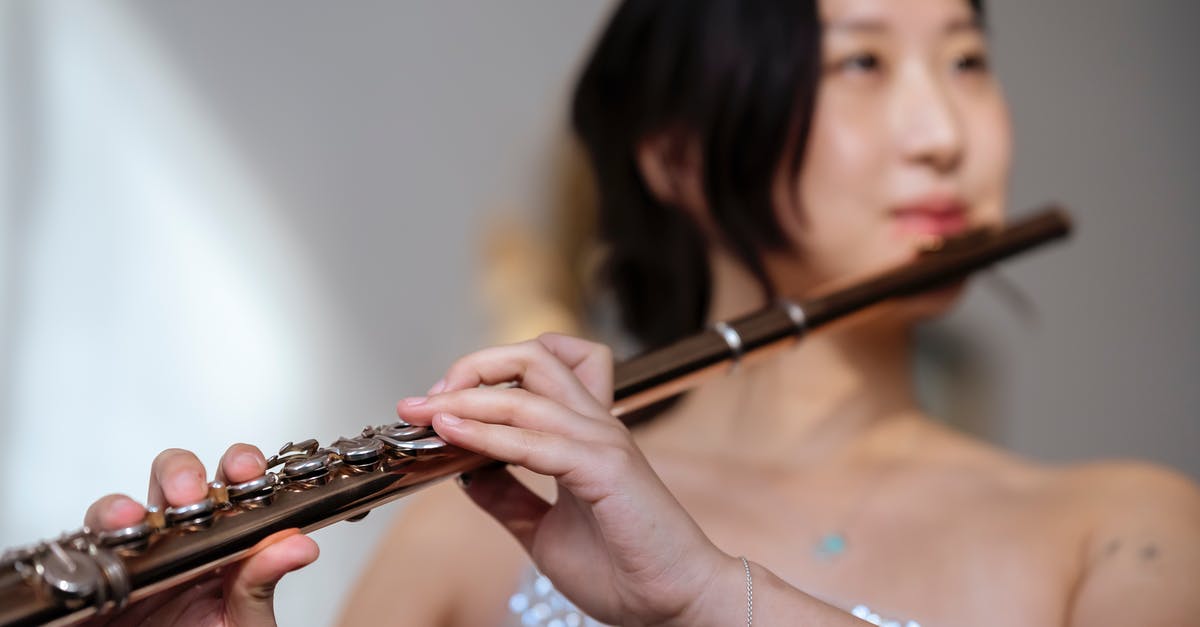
(712, 321, 744, 371)
(779, 298, 807, 338)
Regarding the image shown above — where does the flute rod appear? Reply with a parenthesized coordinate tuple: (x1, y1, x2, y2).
(0, 205, 1071, 627)
(611, 206, 1071, 414)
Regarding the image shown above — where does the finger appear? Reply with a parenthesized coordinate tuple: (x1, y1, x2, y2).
(459, 465, 550, 551)
(429, 340, 606, 417)
(84, 494, 145, 532)
(433, 413, 588, 479)
(398, 387, 613, 438)
(223, 531, 319, 626)
(216, 443, 268, 485)
(536, 333, 614, 407)
(148, 449, 208, 509)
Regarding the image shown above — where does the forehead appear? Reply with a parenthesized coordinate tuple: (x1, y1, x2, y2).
(820, 0, 978, 35)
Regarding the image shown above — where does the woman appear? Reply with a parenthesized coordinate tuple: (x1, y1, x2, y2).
(87, 0, 1200, 624)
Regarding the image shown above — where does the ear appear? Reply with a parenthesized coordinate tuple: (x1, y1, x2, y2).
(634, 132, 708, 223)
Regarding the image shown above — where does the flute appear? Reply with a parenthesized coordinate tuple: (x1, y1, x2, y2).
(0, 206, 1072, 627)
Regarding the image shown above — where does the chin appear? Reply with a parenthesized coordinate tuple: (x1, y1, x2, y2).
(893, 279, 968, 323)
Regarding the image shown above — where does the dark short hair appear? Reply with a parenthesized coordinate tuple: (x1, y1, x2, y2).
(572, 0, 985, 353)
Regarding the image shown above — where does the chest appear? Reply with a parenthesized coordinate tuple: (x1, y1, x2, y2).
(657, 463, 1082, 626)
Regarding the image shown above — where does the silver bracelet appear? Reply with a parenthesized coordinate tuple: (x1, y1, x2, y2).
(740, 556, 754, 627)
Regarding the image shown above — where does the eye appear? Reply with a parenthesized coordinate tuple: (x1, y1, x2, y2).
(954, 51, 990, 73)
(835, 52, 882, 74)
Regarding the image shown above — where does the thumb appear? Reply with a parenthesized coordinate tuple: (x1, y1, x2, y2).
(223, 530, 319, 626)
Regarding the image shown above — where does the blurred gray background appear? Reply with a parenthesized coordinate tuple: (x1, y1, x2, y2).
(0, 1, 1196, 624)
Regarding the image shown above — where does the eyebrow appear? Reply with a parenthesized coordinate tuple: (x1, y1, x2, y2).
(944, 17, 984, 34)
(824, 16, 983, 35)
(824, 18, 887, 34)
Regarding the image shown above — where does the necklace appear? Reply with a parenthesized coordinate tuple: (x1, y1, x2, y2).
(810, 421, 923, 561)
(811, 485, 874, 561)
(814, 531, 849, 559)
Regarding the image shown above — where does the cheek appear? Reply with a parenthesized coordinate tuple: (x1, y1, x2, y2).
(792, 96, 894, 282)
(964, 93, 1013, 222)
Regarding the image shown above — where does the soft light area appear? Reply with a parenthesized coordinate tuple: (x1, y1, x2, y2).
(2, 1, 333, 549)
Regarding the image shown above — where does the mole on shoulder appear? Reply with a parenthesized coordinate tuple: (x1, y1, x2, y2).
(1140, 543, 1159, 561)
(1103, 539, 1121, 557)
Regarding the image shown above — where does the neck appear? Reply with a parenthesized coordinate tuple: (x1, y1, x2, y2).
(639, 250, 925, 469)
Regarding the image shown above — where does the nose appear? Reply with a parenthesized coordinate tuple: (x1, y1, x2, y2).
(893, 65, 965, 173)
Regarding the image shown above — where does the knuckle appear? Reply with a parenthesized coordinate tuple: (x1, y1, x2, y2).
(447, 349, 491, 380)
(535, 331, 568, 351)
(490, 390, 521, 423)
(523, 339, 553, 362)
(442, 358, 470, 384)
(596, 441, 636, 471)
(514, 429, 542, 463)
(446, 354, 468, 374)
(594, 421, 632, 444)
(499, 387, 534, 414)
(247, 581, 278, 602)
(501, 385, 534, 401)
(595, 344, 614, 367)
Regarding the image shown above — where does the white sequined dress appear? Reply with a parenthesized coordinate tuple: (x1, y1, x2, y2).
(505, 567, 923, 627)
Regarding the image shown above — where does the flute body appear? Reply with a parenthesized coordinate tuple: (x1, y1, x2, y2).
(0, 207, 1071, 626)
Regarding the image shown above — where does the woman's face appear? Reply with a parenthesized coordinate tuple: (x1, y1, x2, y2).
(777, 0, 1011, 291)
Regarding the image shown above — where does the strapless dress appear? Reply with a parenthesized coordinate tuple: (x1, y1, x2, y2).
(505, 567, 922, 627)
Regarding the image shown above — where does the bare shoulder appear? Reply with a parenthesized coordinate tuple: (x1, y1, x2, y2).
(337, 478, 531, 626)
(928, 421, 1200, 537)
(915, 423, 1200, 523)
(1050, 461, 1200, 625)
(1046, 459, 1200, 570)
(933, 425, 1200, 528)
(1052, 459, 1200, 526)
(919, 427, 1200, 622)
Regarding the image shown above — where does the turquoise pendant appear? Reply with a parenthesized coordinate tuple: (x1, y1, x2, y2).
(814, 532, 847, 559)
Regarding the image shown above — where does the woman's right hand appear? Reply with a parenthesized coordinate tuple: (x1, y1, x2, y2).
(396, 334, 736, 626)
(82, 444, 318, 626)
(395, 335, 888, 627)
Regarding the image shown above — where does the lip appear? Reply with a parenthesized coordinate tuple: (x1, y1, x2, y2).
(890, 195, 970, 237)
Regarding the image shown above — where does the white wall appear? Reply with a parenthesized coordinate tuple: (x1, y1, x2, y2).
(926, 0, 1200, 471)
(0, 1, 611, 623)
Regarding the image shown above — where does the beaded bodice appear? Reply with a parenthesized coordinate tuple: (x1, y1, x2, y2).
(505, 567, 923, 627)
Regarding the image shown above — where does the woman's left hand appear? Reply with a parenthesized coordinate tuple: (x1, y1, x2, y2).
(395, 333, 732, 626)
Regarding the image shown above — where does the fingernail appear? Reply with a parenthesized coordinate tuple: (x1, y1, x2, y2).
(427, 379, 446, 395)
(435, 412, 462, 426)
(402, 396, 427, 407)
(456, 472, 473, 488)
(235, 452, 262, 471)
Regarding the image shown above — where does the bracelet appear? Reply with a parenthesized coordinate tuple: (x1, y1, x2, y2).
(740, 556, 754, 627)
